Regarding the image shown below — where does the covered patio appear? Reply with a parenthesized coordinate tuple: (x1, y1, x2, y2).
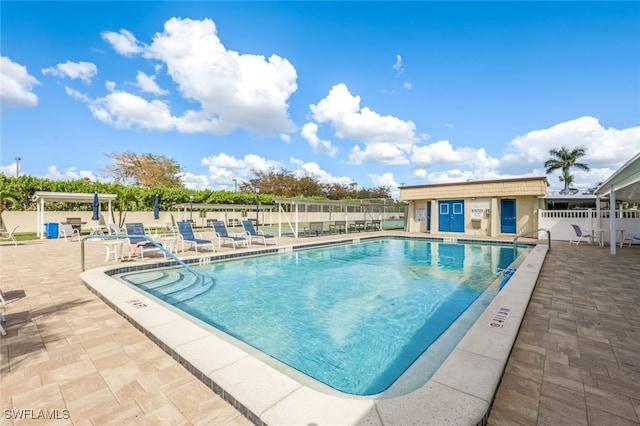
(32, 191, 117, 239)
(594, 152, 640, 254)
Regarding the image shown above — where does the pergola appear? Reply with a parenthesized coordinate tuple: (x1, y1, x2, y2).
(32, 191, 117, 239)
(594, 152, 640, 254)
(273, 198, 390, 238)
(172, 203, 274, 226)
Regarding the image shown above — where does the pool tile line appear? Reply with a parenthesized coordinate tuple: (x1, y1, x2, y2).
(80, 238, 548, 425)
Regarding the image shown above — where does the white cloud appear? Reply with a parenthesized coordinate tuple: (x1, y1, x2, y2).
(411, 140, 499, 171)
(405, 117, 639, 193)
(200, 153, 281, 188)
(367, 171, 399, 197)
(301, 122, 338, 156)
(0, 56, 39, 110)
(498, 116, 640, 191)
(403, 81, 412, 90)
(309, 83, 418, 164)
(44, 165, 101, 181)
(101, 29, 143, 56)
(280, 133, 291, 143)
(136, 71, 168, 95)
(42, 61, 97, 84)
(89, 90, 175, 130)
(392, 55, 404, 75)
(349, 143, 409, 165)
(93, 18, 298, 136)
(292, 161, 352, 185)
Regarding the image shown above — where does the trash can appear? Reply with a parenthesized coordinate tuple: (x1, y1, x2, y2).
(44, 222, 59, 239)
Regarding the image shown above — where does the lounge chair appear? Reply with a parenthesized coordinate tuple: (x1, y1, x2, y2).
(241, 220, 277, 246)
(0, 226, 19, 246)
(211, 220, 248, 249)
(125, 222, 165, 260)
(569, 224, 593, 245)
(177, 221, 215, 253)
(622, 233, 640, 247)
(59, 224, 80, 242)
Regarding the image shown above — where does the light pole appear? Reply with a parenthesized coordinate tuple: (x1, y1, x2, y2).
(255, 187, 260, 230)
(233, 178, 237, 192)
(189, 195, 194, 222)
(15, 156, 21, 177)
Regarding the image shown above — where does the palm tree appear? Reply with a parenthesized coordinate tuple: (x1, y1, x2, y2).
(544, 147, 590, 194)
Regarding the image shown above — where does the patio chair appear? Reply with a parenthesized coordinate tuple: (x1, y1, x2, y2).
(241, 220, 277, 246)
(176, 221, 215, 253)
(622, 233, 640, 247)
(125, 222, 165, 260)
(211, 220, 248, 249)
(0, 226, 19, 246)
(569, 224, 593, 245)
(59, 224, 80, 242)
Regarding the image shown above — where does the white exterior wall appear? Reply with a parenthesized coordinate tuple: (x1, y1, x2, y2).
(537, 209, 640, 243)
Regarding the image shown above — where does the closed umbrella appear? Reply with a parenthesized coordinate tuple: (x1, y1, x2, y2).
(92, 193, 100, 221)
(153, 194, 160, 221)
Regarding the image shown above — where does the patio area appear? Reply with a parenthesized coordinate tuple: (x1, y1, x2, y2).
(1, 235, 638, 425)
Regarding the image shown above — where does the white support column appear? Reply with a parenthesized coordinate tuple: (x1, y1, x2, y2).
(609, 188, 617, 255)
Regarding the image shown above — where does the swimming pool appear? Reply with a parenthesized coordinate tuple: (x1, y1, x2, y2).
(113, 238, 530, 396)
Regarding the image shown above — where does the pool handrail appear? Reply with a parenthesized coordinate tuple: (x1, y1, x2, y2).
(80, 234, 198, 276)
(513, 228, 551, 251)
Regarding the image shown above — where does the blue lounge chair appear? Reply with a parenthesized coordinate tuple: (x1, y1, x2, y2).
(125, 222, 165, 260)
(211, 220, 248, 249)
(241, 220, 277, 246)
(176, 221, 215, 253)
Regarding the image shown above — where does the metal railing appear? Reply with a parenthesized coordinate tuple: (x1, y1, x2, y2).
(80, 234, 198, 276)
(513, 228, 551, 251)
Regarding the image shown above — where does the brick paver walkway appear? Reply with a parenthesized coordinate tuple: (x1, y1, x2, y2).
(1, 237, 639, 425)
(488, 242, 640, 425)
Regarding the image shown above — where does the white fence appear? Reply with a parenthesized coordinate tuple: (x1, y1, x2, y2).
(538, 209, 640, 243)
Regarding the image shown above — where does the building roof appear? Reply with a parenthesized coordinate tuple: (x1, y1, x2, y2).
(399, 176, 548, 200)
(32, 191, 118, 203)
(399, 176, 548, 189)
(594, 152, 640, 202)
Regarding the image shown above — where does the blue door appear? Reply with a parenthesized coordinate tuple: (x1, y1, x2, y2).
(500, 199, 516, 234)
(426, 201, 431, 232)
(438, 200, 465, 232)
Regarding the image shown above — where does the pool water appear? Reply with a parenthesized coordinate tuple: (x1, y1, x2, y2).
(115, 238, 528, 395)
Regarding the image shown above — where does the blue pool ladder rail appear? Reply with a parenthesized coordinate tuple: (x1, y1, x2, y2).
(499, 268, 516, 290)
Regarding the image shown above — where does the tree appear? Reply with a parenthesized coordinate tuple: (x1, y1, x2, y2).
(0, 175, 20, 230)
(544, 146, 590, 194)
(102, 152, 184, 188)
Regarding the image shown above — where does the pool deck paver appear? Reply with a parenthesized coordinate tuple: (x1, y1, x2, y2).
(1, 234, 639, 425)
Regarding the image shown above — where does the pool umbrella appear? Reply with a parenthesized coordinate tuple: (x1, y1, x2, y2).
(153, 194, 160, 221)
(92, 192, 100, 222)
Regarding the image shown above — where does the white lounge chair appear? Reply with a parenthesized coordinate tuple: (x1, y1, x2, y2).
(0, 226, 18, 246)
(241, 220, 277, 246)
(569, 224, 593, 245)
(622, 233, 640, 247)
(59, 224, 80, 242)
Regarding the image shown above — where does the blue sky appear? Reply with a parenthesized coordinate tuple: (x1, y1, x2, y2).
(2, 1, 639, 198)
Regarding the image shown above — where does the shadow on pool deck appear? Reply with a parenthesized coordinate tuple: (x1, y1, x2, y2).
(1, 235, 639, 425)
